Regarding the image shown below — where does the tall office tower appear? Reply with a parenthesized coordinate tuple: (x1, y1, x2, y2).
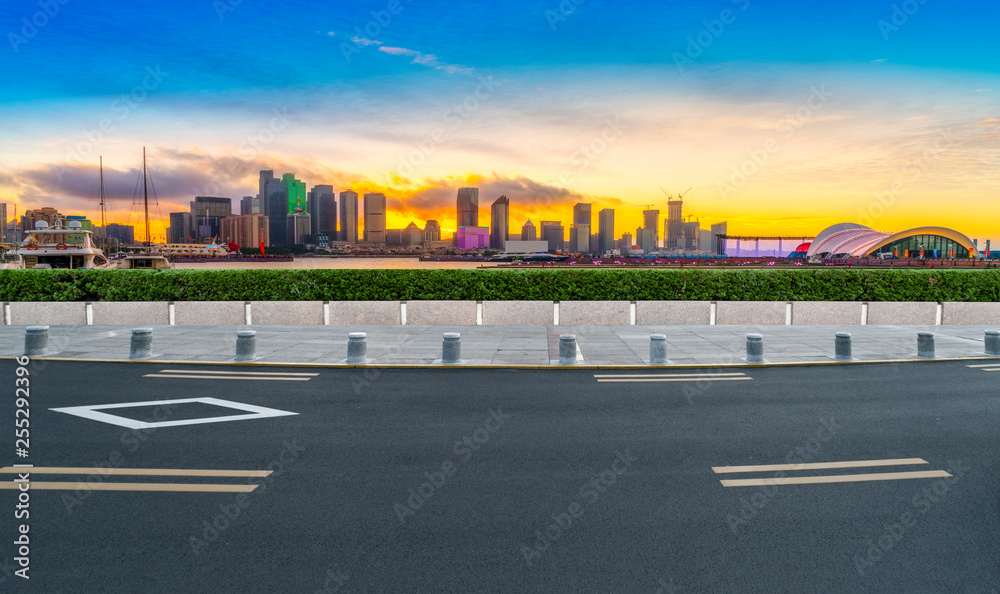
(168, 212, 193, 243)
(637, 226, 656, 253)
(239, 195, 260, 215)
(0, 203, 7, 241)
(423, 220, 441, 243)
(339, 190, 359, 242)
(265, 182, 289, 245)
(573, 203, 592, 227)
(569, 224, 591, 254)
(684, 221, 699, 250)
(282, 173, 306, 213)
(220, 213, 269, 248)
(642, 209, 660, 244)
(598, 208, 614, 254)
(308, 185, 336, 239)
(667, 198, 683, 249)
(190, 197, 232, 240)
(404, 222, 422, 246)
(258, 170, 274, 215)
(711, 221, 728, 255)
(620, 232, 633, 250)
(521, 220, 537, 241)
(286, 210, 311, 245)
(490, 195, 509, 250)
(539, 221, 564, 252)
(457, 187, 479, 228)
(363, 192, 386, 244)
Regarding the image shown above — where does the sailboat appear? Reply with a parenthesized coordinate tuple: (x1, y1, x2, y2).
(117, 147, 173, 269)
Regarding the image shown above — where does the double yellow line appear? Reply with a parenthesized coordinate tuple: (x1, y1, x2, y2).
(713, 458, 951, 487)
(0, 466, 271, 493)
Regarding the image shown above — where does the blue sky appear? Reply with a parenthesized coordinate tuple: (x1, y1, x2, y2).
(1, 0, 998, 239)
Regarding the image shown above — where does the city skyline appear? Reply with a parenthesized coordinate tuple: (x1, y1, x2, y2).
(1, 1, 997, 242)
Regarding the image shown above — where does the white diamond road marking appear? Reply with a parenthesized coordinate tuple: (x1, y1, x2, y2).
(50, 397, 298, 429)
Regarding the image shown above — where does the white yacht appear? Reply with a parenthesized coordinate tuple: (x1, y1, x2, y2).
(3, 220, 110, 269)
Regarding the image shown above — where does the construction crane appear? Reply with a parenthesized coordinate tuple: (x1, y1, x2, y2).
(659, 187, 693, 200)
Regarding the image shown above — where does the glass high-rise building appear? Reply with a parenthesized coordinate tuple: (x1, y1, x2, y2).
(308, 185, 337, 240)
(363, 192, 386, 244)
(540, 221, 564, 252)
(521, 220, 537, 241)
(282, 174, 306, 213)
(598, 208, 615, 254)
(667, 199, 683, 249)
(190, 196, 232, 241)
(573, 203, 592, 227)
(457, 187, 479, 228)
(490, 195, 509, 250)
(339, 190, 358, 242)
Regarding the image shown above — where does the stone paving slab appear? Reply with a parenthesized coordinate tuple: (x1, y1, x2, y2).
(2, 324, 999, 367)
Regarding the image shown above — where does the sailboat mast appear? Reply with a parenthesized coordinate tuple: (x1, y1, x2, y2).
(99, 156, 107, 240)
(142, 147, 150, 248)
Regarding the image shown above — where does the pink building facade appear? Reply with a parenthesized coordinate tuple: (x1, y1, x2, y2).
(456, 226, 490, 250)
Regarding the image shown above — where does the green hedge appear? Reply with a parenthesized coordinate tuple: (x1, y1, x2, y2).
(1, 269, 999, 302)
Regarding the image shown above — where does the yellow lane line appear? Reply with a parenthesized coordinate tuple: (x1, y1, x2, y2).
(0, 481, 258, 493)
(593, 373, 746, 378)
(0, 467, 271, 477)
(597, 377, 753, 383)
(143, 374, 311, 381)
(157, 369, 318, 376)
(713, 458, 928, 474)
(720, 470, 951, 487)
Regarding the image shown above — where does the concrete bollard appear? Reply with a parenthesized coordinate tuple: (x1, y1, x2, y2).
(442, 332, 461, 364)
(745, 333, 764, 363)
(559, 334, 577, 365)
(235, 330, 257, 362)
(917, 331, 935, 358)
(347, 332, 367, 363)
(130, 328, 153, 359)
(649, 334, 667, 365)
(24, 326, 49, 357)
(986, 330, 1000, 356)
(834, 332, 852, 361)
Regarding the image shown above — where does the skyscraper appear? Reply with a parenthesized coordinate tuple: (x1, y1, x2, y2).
(240, 195, 260, 215)
(540, 221, 564, 252)
(667, 198, 683, 249)
(598, 208, 615, 254)
(569, 224, 590, 253)
(404, 222, 422, 246)
(457, 187, 479, 228)
(642, 209, 660, 246)
(490, 195, 509, 250)
(363, 192, 386, 244)
(711, 221, 728, 255)
(168, 212, 193, 243)
(308, 185, 336, 240)
(521, 220, 537, 241)
(573, 203, 592, 227)
(339, 190, 358, 242)
(282, 173, 306, 213)
(265, 181, 288, 245)
(0, 203, 7, 242)
(190, 196, 232, 240)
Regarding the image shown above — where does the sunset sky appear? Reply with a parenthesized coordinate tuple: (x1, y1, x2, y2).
(1, 0, 997, 243)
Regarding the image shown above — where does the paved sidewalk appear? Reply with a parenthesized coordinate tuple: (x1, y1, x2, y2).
(2, 324, 998, 367)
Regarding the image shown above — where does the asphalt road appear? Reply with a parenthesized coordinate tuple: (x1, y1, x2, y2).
(1, 359, 999, 593)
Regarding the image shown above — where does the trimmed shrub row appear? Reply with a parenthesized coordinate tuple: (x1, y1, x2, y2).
(1, 269, 999, 302)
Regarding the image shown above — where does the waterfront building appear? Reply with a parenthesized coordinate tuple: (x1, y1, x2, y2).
(457, 187, 479, 228)
(539, 221, 564, 252)
(404, 222, 422, 246)
(620, 232, 633, 249)
(221, 213, 269, 248)
(637, 226, 656, 253)
(642, 209, 660, 247)
(190, 196, 232, 241)
(423, 220, 441, 243)
(598, 209, 614, 254)
(490, 195, 509, 250)
(807, 223, 980, 259)
(104, 223, 135, 245)
(386, 229, 404, 245)
(573, 203, 592, 227)
(339, 190, 359, 242)
(167, 212, 193, 243)
(240, 195, 260, 215)
(569, 224, 591, 254)
(286, 209, 311, 245)
(21, 207, 63, 232)
(521, 220, 537, 241)
(307, 185, 336, 241)
(456, 226, 489, 250)
(363, 193, 386, 244)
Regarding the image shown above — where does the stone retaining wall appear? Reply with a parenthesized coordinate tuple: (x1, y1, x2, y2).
(3, 300, 998, 326)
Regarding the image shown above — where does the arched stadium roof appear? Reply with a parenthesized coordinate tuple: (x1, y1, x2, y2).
(806, 224, 980, 258)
